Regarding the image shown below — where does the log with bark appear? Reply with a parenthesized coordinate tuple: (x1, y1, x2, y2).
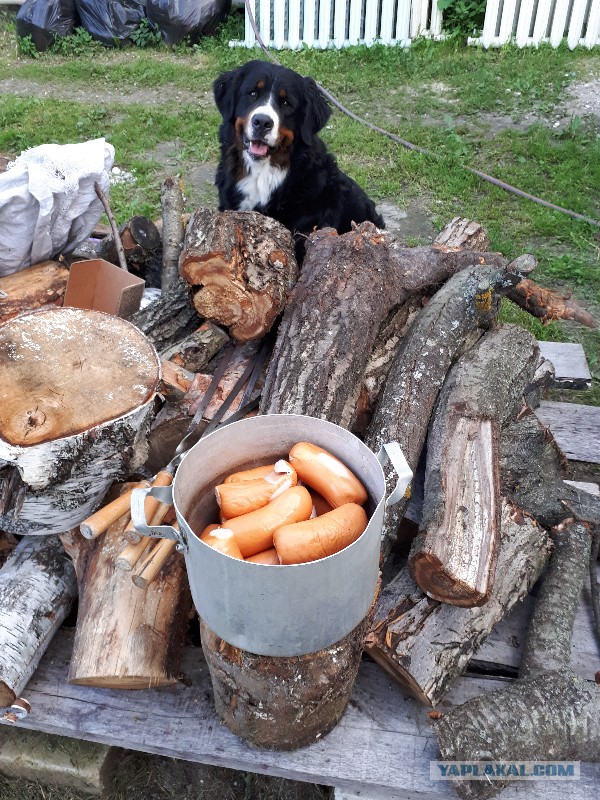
(160, 321, 229, 373)
(409, 324, 540, 606)
(180, 208, 299, 343)
(98, 215, 162, 287)
(0, 261, 69, 325)
(353, 217, 492, 437)
(508, 277, 597, 328)
(129, 277, 202, 353)
(365, 500, 551, 706)
(365, 257, 535, 558)
(160, 176, 186, 293)
(62, 508, 191, 689)
(434, 518, 599, 800)
(260, 222, 510, 427)
(0, 535, 77, 708)
(0, 307, 160, 535)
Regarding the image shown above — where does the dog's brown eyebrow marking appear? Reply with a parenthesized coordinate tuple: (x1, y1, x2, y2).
(257, 80, 264, 89)
(279, 88, 287, 98)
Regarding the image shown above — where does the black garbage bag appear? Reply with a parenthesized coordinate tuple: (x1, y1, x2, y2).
(147, 0, 231, 45)
(16, 0, 77, 52)
(74, 0, 146, 46)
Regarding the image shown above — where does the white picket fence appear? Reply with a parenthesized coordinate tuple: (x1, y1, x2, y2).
(474, 0, 600, 49)
(233, 0, 600, 49)
(237, 0, 443, 49)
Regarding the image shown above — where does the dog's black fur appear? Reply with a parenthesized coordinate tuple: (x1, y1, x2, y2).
(214, 60, 384, 260)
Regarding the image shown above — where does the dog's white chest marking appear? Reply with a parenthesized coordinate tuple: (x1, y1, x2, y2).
(237, 153, 288, 211)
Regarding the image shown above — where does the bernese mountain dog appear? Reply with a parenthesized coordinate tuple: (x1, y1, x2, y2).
(213, 60, 384, 260)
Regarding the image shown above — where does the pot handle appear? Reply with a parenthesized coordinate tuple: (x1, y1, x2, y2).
(130, 485, 187, 551)
(377, 441, 413, 507)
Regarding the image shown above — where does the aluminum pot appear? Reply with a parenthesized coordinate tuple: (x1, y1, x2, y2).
(131, 413, 411, 657)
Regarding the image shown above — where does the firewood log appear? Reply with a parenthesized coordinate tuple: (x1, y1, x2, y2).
(160, 321, 229, 373)
(129, 277, 202, 353)
(0, 536, 77, 708)
(260, 222, 508, 427)
(180, 209, 299, 344)
(500, 411, 600, 529)
(0, 308, 160, 535)
(409, 325, 540, 606)
(0, 261, 69, 325)
(353, 217, 492, 437)
(98, 216, 162, 287)
(508, 277, 597, 328)
(366, 258, 535, 558)
(365, 500, 551, 706)
(159, 360, 195, 402)
(434, 519, 599, 800)
(161, 176, 186, 293)
(62, 509, 191, 689)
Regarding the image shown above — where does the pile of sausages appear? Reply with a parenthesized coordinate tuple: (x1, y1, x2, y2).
(199, 443, 369, 565)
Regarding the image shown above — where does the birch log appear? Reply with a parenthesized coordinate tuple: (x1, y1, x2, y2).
(409, 325, 540, 606)
(62, 510, 191, 688)
(365, 500, 551, 706)
(0, 307, 160, 535)
(0, 536, 77, 709)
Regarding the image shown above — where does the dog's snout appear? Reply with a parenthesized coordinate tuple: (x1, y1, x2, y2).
(251, 113, 274, 135)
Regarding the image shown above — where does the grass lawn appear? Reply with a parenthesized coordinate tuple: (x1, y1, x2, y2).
(0, 8, 599, 403)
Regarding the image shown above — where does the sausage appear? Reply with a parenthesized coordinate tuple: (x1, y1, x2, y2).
(226, 485, 313, 558)
(223, 464, 275, 483)
(200, 527, 243, 560)
(307, 487, 334, 517)
(216, 460, 297, 520)
(288, 442, 368, 508)
(274, 503, 368, 565)
(245, 547, 280, 565)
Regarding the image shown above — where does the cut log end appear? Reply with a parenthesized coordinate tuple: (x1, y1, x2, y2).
(410, 552, 490, 607)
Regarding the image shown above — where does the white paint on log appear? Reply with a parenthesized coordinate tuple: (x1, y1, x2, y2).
(535, 401, 600, 464)
(537, 341, 591, 388)
(8, 629, 600, 799)
(0, 537, 76, 709)
(564, 480, 599, 496)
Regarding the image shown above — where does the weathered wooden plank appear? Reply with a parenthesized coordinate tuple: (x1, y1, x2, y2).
(537, 341, 591, 389)
(6, 630, 600, 798)
(535, 401, 600, 463)
(564, 480, 600, 496)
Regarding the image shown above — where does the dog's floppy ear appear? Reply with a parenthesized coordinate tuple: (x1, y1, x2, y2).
(300, 77, 332, 144)
(213, 66, 245, 122)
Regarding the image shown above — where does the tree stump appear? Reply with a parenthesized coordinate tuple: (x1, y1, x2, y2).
(0, 308, 160, 535)
(200, 596, 376, 750)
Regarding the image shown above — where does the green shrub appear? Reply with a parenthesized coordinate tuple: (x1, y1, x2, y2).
(438, 0, 487, 38)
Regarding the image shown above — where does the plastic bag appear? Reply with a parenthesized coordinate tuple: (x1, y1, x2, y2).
(16, 0, 78, 52)
(73, 0, 146, 46)
(0, 139, 115, 277)
(146, 0, 231, 45)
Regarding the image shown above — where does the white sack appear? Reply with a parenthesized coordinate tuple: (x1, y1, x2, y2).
(0, 138, 115, 277)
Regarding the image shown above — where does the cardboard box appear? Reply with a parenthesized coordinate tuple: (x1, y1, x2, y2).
(63, 258, 145, 318)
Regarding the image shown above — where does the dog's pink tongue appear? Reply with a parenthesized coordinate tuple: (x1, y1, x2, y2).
(249, 141, 269, 157)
